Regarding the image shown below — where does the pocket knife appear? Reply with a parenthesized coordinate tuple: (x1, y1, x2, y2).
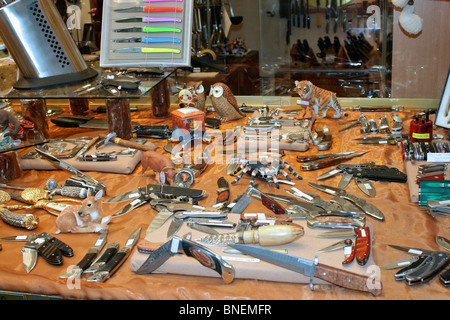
(308, 182, 385, 221)
(0, 232, 73, 273)
(317, 239, 355, 265)
(385, 244, 450, 285)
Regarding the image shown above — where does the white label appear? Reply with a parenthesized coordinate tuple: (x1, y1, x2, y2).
(170, 237, 180, 253)
(126, 239, 134, 246)
(16, 235, 28, 240)
(364, 183, 372, 189)
(361, 229, 367, 237)
(344, 246, 352, 255)
(408, 249, 423, 255)
(427, 153, 450, 162)
(297, 99, 310, 106)
(130, 199, 141, 206)
(223, 256, 260, 263)
(128, 193, 139, 199)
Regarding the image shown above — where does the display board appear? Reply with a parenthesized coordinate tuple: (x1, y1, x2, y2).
(100, 0, 193, 67)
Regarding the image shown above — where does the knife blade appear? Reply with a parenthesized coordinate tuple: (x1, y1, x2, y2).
(86, 227, 141, 282)
(59, 232, 108, 279)
(308, 182, 385, 221)
(317, 238, 352, 253)
(436, 236, 450, 252)
(83, 242, 120, 277)
(380, 256, 419, 270)
(22, 247, 38, 273)
(113, 37, 181, 43)
(145, 208, 174, 236)
(167, 211, 227, 238)
(337, 171, 353, 188)
(112, 194, 150, 217)
(354, 177, 376, 198)
(229, 244, 381, 296)
(114, 6, 183, 13)
(134, 236, 235, 283)
(387, 244, 434, 256)
(115, 17, 182, 23)
(113, 47, 181, 54)
(114, 27, 182, 33)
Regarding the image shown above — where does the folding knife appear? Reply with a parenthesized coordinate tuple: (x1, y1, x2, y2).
(317, 239, 355, 265)
(86, 227, 141, 282)
(115, 17, 182, 23)
(113, 47, 181, 54)
(134, 235, 235, 284)
(114, 27, 181, 33)
(308, 182, 385, 221)
(113, 37, 181, 43)
(386, 244, 450, 285)
(114, 6, 183, 13)
(167, 211, 227, 238)
(0, 232, 73, 273)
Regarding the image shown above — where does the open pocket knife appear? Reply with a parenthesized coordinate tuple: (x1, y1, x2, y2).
(384, 243, 450, 285)
(308, 182, 385, 221)
(0, 232, 73, 273)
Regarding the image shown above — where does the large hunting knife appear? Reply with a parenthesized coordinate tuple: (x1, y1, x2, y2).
(229, 244, 381, 296)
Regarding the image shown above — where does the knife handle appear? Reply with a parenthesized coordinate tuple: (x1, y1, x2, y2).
(76, 252, 98, 270)
(178, 237, 235, 284)
(241, 224, 304, 246)
(355, 227, 370, 265)
(315, 263, 382, 296)
(144, 7, 182, 12)
(342, 240, 355, 265)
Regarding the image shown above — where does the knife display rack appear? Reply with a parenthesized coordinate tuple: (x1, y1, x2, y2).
(100, 0, 193, 67)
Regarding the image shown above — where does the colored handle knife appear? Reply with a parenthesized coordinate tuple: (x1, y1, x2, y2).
(115, 17, 182, 23)
(115, 6, 182, 13)
(113, 47, 181, 54)
(114, 27, 181, 33)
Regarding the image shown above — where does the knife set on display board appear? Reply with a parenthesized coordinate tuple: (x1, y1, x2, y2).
(100, 0, 193, 67)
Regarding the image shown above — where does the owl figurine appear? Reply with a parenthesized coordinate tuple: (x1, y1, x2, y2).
(209, 82, 245, 122)
(186, 81, 206, 111)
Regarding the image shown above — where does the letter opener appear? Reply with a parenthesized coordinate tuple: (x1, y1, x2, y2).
(114, 6, 183, 13)
(115, 17, 182, 23)
(229, 243, 382, 296)
(86, 227, 141, 282)
(134, 235, 235, 283)
(114, 26, 181, 33)
(113, 47, 181, 54)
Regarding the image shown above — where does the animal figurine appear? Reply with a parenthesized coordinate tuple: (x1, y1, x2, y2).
(141, 150, 177, 185)
(209, 82, 245, 122)
(178, 87, 195, 108)
(294, 80, 342, 119)
(0, 109, 21, 137)
(186, 80, 206, 111)
(55, 190, 110, 234)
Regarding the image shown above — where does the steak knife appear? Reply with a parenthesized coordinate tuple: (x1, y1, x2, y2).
(86, 227, 141, 282)
(114, 27, 181, 33)
(114, 6, 182, 13)
(115, 17, 182, 23)
(113, 47, 181, 54)
(113, 37, 181, 43)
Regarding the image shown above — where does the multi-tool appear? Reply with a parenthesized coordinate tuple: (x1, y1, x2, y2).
(381, 236, 450, 286)
(0, 232, 73, 273)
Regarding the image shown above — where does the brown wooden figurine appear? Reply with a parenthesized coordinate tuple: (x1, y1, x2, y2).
(141, 150, 177, 185)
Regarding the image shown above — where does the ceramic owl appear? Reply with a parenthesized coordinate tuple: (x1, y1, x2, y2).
(209, 82, 245, 122)
(186, 81, 206, 111)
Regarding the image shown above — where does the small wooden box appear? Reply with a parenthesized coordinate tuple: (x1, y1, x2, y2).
(171, 107, 205, 133)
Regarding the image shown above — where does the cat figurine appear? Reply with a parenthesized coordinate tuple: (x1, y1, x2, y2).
(294, 80, 342, 119)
